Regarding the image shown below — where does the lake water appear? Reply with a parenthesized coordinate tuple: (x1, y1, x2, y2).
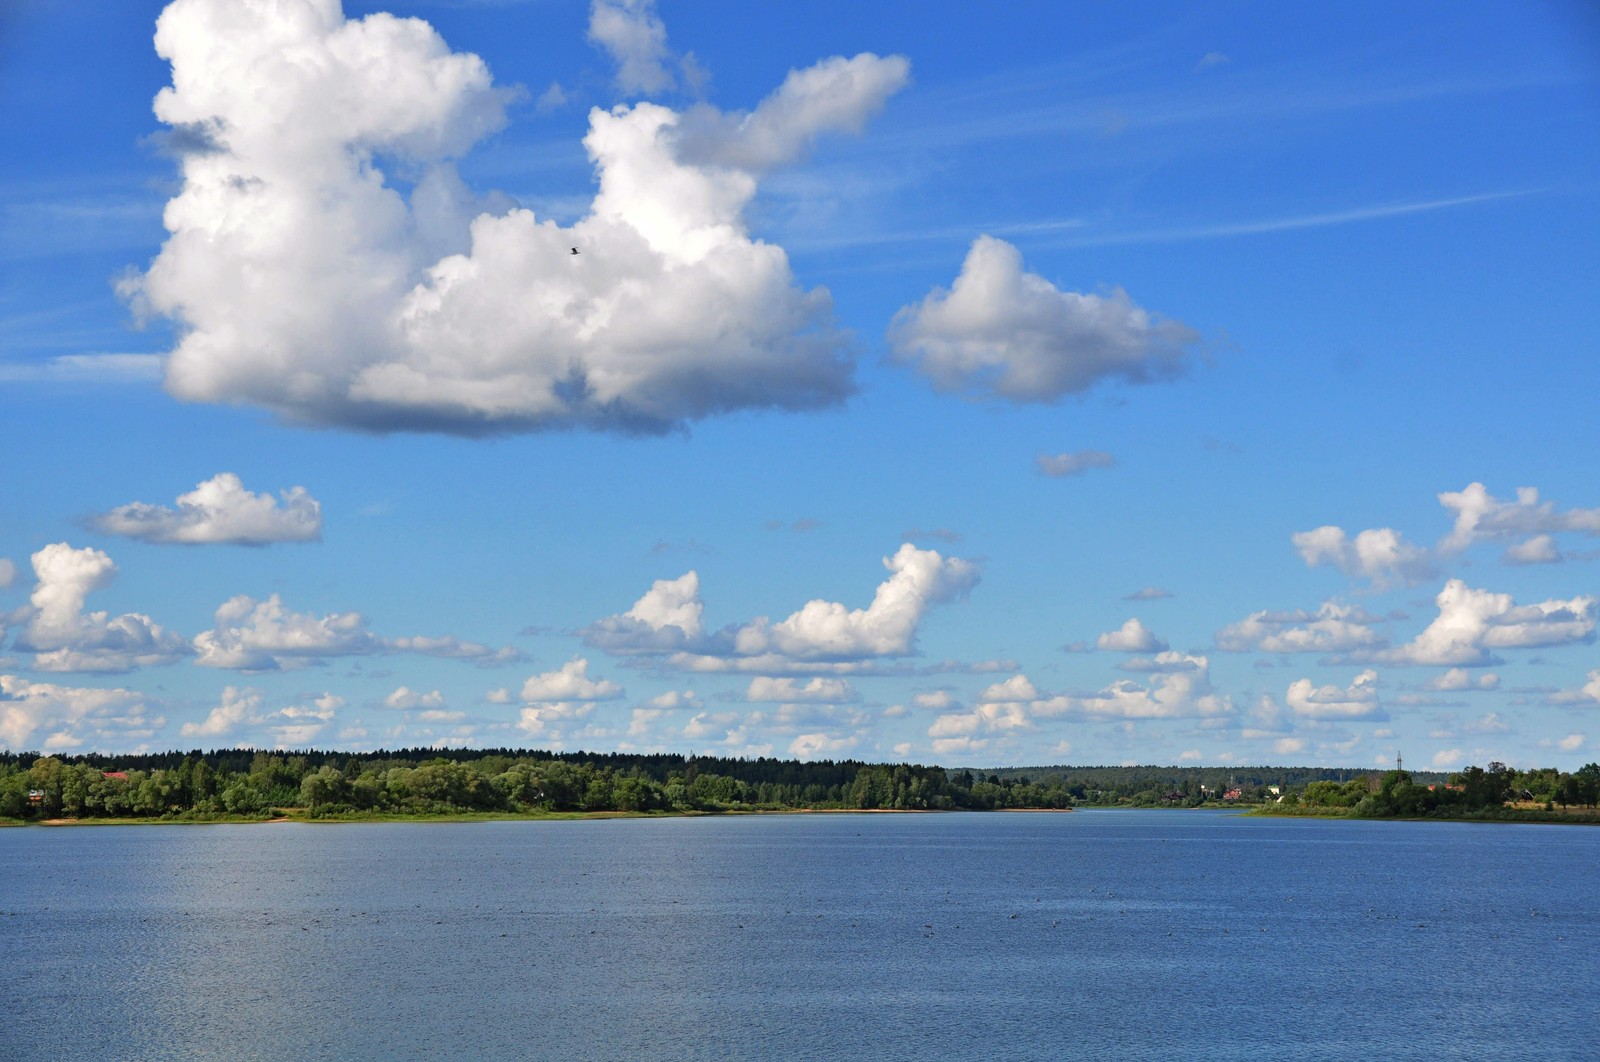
(3, 810, 1597, 1060)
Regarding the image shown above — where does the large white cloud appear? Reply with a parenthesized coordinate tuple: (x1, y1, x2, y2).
(1357, 580, 1595, 667)
(888, 235, 1198, 403)
(90, 473, 322, 545)
(0, 675, 159, 751)
(14, 544, 190, 672)
(124, 0, 908, 434)
(585, 544, 979, 671)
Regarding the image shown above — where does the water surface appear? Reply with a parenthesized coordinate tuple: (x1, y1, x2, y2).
(3, 810, 1596, 1059)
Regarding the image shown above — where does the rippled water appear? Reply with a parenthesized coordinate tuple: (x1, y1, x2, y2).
(3, 810, 1597, 1060)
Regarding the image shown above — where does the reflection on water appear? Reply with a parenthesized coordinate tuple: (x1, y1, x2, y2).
(3, 811, 1597, 1060)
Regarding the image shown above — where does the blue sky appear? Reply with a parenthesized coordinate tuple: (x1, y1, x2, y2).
(2, 0, 1598, 770)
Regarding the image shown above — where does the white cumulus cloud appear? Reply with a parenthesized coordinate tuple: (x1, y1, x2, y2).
(14, 544, 189, 672)
(1438, 482, 1600, 554)
(181, 685, 338, 746)
(586, 544, 979, 671)
(1423, 668, 1500, 692)
(1285, 669, 1382, 720)
(588, 0, 676, 95)
(0, 674, 157, 750)
(517, 658, 623, 703)
(1358, 580, 1594, 667)
(888, 235, 1198, 403)
(1292, 525, 1435, 588)
(1215, 600, 1386, 654)
(746, 676, 858, 703)
(1096, 618, 1167, 653)
(124, 0, 908, 435)
(192, 593, 383, 670)
(89, 473, 321, 545)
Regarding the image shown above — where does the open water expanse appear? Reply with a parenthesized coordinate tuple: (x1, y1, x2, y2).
(3, 809, 1597, 1060)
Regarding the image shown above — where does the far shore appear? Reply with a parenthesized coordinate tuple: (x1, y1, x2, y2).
(5, 804, 1072, 828)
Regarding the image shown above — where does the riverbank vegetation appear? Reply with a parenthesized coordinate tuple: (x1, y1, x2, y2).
(0, 748, 1074, 823)
(4, 749, 1594, 825)
(1256, 762, 1600, 823)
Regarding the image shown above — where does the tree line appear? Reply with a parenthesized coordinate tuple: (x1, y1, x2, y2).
(0, 748, 1074, 821)
(1281, 761, 1600, 819)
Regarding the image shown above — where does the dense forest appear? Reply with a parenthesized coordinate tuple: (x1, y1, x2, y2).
(3, 748, 1596, 823)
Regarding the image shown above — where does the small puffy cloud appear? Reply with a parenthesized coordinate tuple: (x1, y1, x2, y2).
(746, 676, 857, 703)
(1286, 669, 1382, 720)
(1547, 669, 1600, 706)
(89, 473, 321, 545)
(1361, 580, 1595, 667)
(0, 674, 156, 750)
(1216, 599, 1385, 654)
(1432, 748, 1463, 768)
(1437, 482, 1600, 554)
(587, 544, 978, 671)
(1559, 733, 1585, 752)
(1423, 668, 1500, 692)
(1292, 525, 1435, 588)
(912, 690, 957, 711)
(731, 545, 978, 661)
(518, 658, 623, 703)
(1124, 586, 1173, 601)
(888, 236, 1198, 403)
(1196, 51, 1230, 70)
(384, 686, 446, 710)
(1053, 655, 1233, 720)
(588, 0, 676, 95)
(1504, 535, 1561, 566)
(1117, 651, 1201, 674)
(15, 544, 189, 672)
(976, 674, 1039, 702)
(583, 572, 704, 654)
(385, 636, 523, 666)
(180, 685, 338, 747)
(789, 732, 853, 760)
(958, 657, 1232, 727)
(125, 0, 908, 436)
(1036, 450, 1116, 478)
(1273, 737, 1307, 756)
(1097, 618, 1167, 653)
(193, 594, 382, 670)
(1464, 713, 1510, 734)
